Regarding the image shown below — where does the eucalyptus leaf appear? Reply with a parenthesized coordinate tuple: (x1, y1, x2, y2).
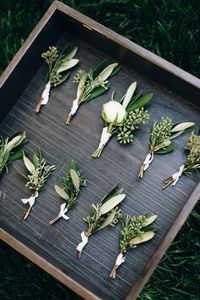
(171, 122, 195, 132)
(57, 59, 79, 74)
(23, 155, 35, 174)
(70, 169, 80, 190)
(122, 82, 137, 109)
(6, 135, 24, 152)
(63, 47, 78, 60)
(127, 92, 153, 112)
(100, 194, 125, 215)
(98, 210, 116, 230)
(93, 60, 108, 78)
(130, 231, 155, 246)
(101, 183, 123, 204)
(98, 63, 119, 81)
(143, 214, 158, 227)
(156, 143, 176, 154)
(55, 185, 69, 201)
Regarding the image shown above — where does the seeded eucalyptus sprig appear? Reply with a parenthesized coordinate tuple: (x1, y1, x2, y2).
(0, 131, 28, 174)
(65, 60, 121, 124)
(49, 160, 86, 225)
(163, 132, 200, 188)
(36, 46, 79, 113)
(92, 82, 152, 158)
(76, 184, 125, 258)
(138, 117, 195, 178)
(16, 150, 56, 221)
(110, 213, 158, 279)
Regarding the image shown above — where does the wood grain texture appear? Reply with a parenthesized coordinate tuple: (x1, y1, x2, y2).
(0, 2, 200, 300)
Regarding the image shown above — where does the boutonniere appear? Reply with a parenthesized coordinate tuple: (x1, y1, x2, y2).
(138, 118, 195, 178)
(76, 184, 125, 258)
(49, 160, 86, 224)
(110, 213, 158, 279)
(65, 60, 121, 124)
(36, 46, 79, 112)
(0, 131, 28, 174)
(17, 151, 56, 221)
(163, 132, 200, 188)
(92, 82, 152, 158)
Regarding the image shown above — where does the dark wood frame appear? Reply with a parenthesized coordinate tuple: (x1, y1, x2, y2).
(0, 2, 200, 299)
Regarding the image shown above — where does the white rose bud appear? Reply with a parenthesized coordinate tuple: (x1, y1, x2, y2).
(102, 101, 126, 124)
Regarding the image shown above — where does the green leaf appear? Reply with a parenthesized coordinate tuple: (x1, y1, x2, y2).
(143, 214, 158, 227)
(69, 160, 77, 171)
(130, 231, 155, 246)
(98, 63, 119, 81)
(32, 154, 39, 168)
(109, 64, 122, 78)
(83, 84, 110, 102)
(57, 59, 79, 73)
(127, 92, 153, 112)
(93, 60, 108, 78)
(100, 194, 125, 215)
(23, 154, 35, 174)
(101, 183, 123, 204)
(8, 150, 24, 161)
(156, 143, 176, 154)
(55, 185, 69, 201)
(98, 210, 116, 230)
(122, 82, 137, 108)
(63, 47, 78, 60)
(70, 169, 80, 190)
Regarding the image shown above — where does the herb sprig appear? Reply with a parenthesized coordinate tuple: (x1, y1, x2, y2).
(76, 184, 125, 258)
(0, 131, 28, 174)
(138, 118, 195, 178)
(110, 213, 157, 279)
(36, 46, 79, 113)
(49, 160, 86, 225)
(92, 82, 152, 158)
(17, 150, 56, 221)
(163, 132, 200, 188)
(65, 60, 121, 124)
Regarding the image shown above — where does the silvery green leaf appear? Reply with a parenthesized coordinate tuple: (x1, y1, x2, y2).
(98, 63, 119, 81)
(98, 210, 116, 230)
(6, 133, 25, 152)
(63, 47, 78, 60)
(100, 194, 125, 215)
(70, 169, 80, 190)
(170, 130, 184, 139)
(154, 139, 171, 152)
(77, 76, 86, 99)
(143, 214, 157, 227)
(130, 231, 155, 246)
(171, 122, 195, 132)
(55, 185, 69, 200)
(122, 82, 137, 108)
(57, 59, 79, 73)
(23, 155, 35, 174)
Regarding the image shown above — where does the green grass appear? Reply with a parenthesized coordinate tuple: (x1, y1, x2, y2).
(0, 0, 200, 299)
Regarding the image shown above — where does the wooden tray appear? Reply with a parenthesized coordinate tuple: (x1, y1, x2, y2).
(0, 2, 200, 299)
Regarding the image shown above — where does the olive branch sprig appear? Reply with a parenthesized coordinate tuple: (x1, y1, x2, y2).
(16, 150, 56, 221)
(76, 184, 125, 258)
(0, 131, 28, 174)
(49, 160, 87, 225)
(163, 132, 200, 188)
(92, 82, 152, 158)
(110, 213, 158, 279)
(65, 60, 121, 124)
(138, 117, 195, 178)
(36, 46, 79, 113)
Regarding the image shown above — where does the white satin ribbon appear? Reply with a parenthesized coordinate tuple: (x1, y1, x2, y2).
(70, 98, 79, 116)
(98, 127, 112, 149)
(172, 165, 185, 185)
(41, 81, 51, 105)
(143, 152, 154, 171)
(114, 253, 126, 269)
(58, 203, 70, 220)
(21, 191, 39, 208)
(77, 231, 88, 256)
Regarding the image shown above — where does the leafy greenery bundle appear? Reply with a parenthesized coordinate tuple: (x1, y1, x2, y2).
(65, 60, 121, 124)
(163, 132, 200, 188)
(49, 160, 86, 225)
(138, 118, 195, 178)
(36, 46, 79, 113)
(92, 82, 152, 158)
(110, 213, 157, 279)
(76, 184, 125, 258)
(0, 131, 28, 174)
(17, 150, 56, 221)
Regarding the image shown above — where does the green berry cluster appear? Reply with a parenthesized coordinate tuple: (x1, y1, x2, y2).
(41, 46, 58, 64)
(117, 108, 149, 144)
(185, 132, 200, 171)
(150, 117, 173, 149)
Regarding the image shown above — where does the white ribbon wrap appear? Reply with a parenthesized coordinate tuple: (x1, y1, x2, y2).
(171, 165, 185, 185)
(58, 203, 70, 220)
(21, 191, 39, 208)
(98, 127, 112, 149)
(114, 253, 126, 269)
(41, 81, 51, 105)
(77, 231, 88, 255)
(143, 152, 154, 171)
(70, 98, 79, 116)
